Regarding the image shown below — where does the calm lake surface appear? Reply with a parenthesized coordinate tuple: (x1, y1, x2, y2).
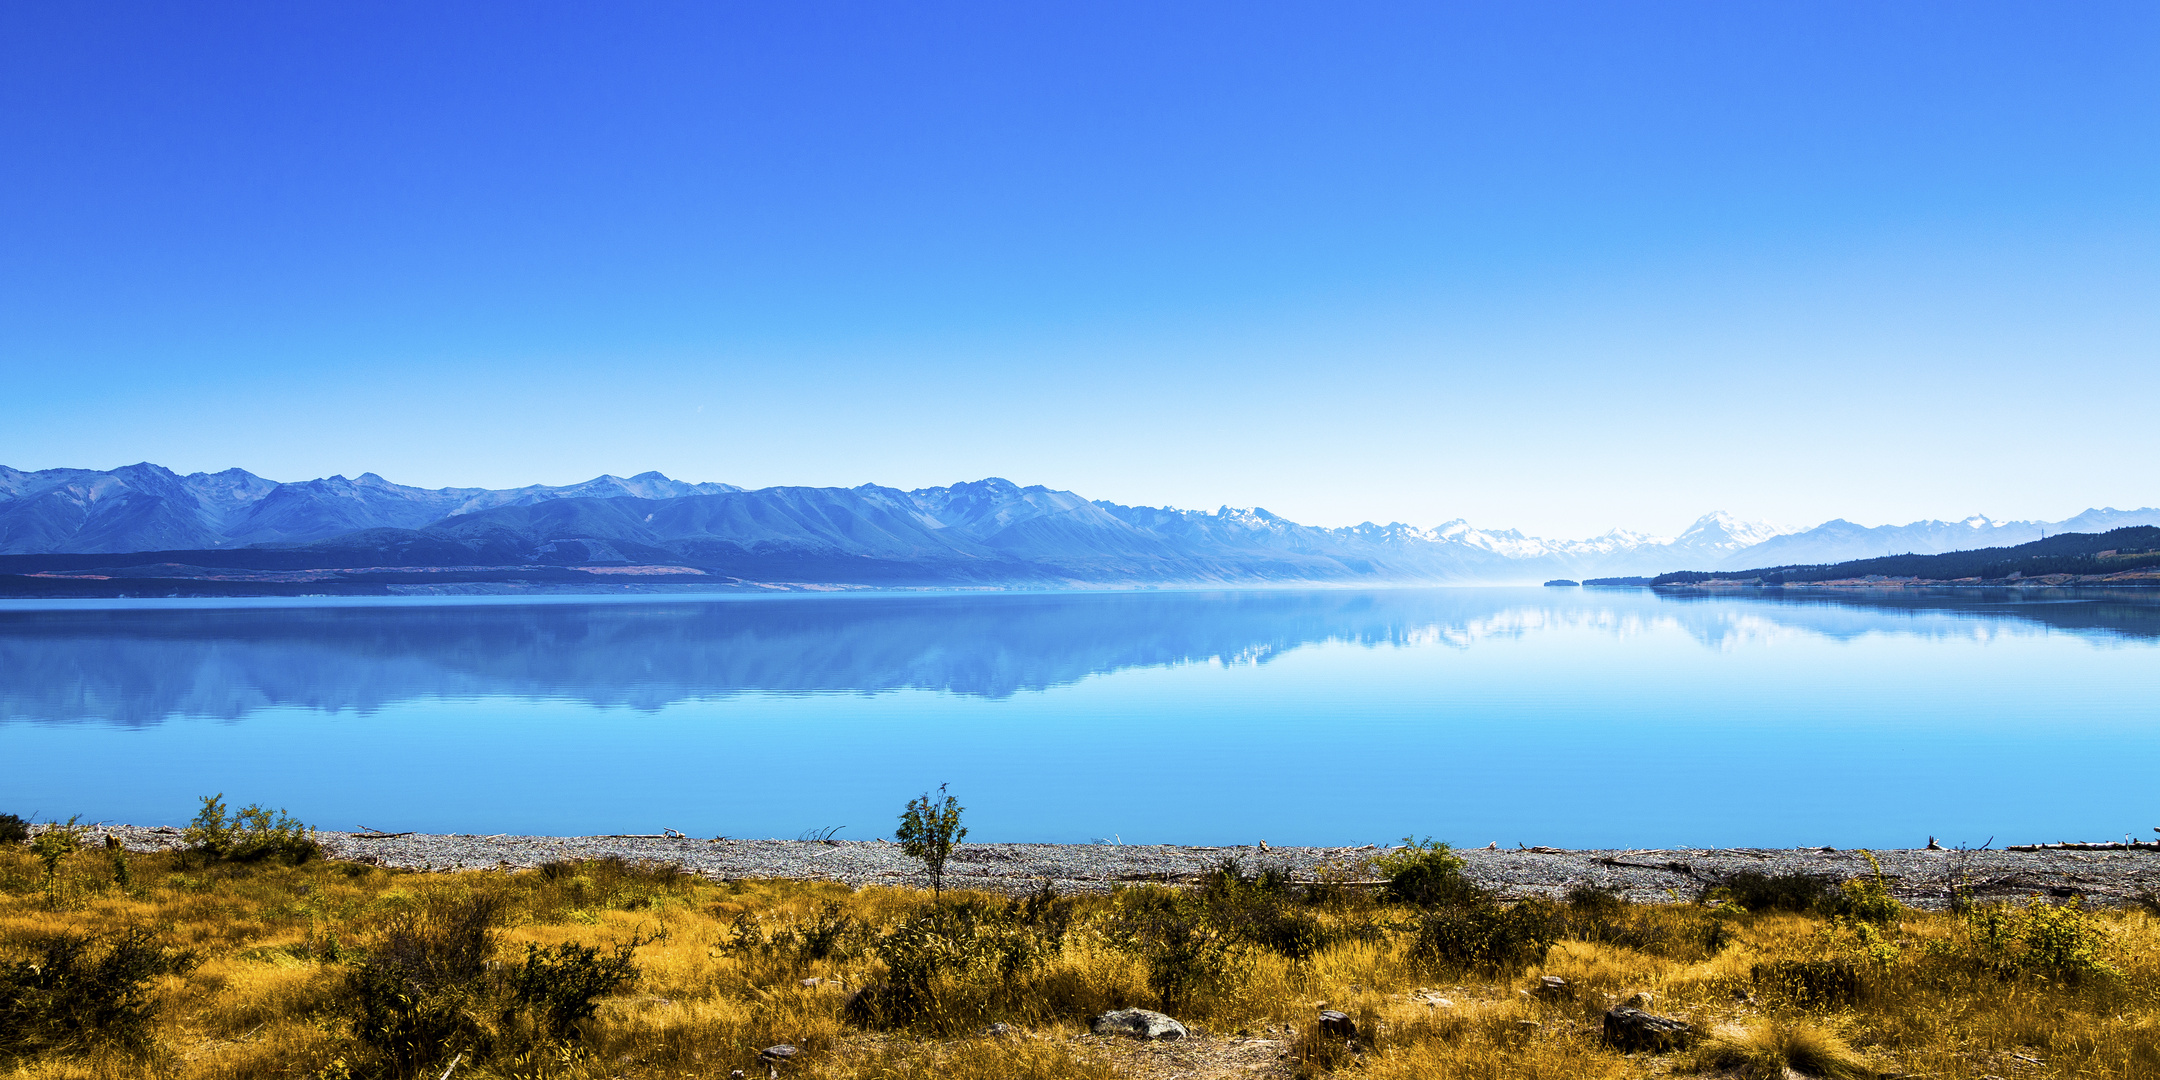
(3, 587, 2155, 848)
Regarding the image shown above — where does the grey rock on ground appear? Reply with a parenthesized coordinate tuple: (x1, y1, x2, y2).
(1602, 1006, 1697, 1052)
(1092, 1008, 1189, 1040)
(1317, 1010, 1357, 1038)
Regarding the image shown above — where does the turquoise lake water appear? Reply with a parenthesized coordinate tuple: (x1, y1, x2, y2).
(2, 587, 2155, 848)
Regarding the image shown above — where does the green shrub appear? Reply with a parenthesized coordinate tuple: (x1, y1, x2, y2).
(1374, 837, 1485, 908)
(1557, 885, 1730, 961)
(1563, 882, 1627, 919)
(29, 819, 83, 880)
(347, 894, 505, 1077)
(860, 898, 1058, 1029)
(728, 900, 867, 966)
(1409, 898, 1560, 975)
(184, 794, 321, 864)
(1115, 893, 1247, 1013)
(1830, 851, 1902, 926)
(0, 927, 199, 1057)
(1715, 870, 1836, 914)
(0, 815, 27, 847)
(28, 818, 86, 908)
(1010, 880, 1078, 953)
(790, 900, 859, 963)
(1956, 899, 2118, 983)
(343, 891, 648, 1073)
(504, 938, 643, 1042)
(1196, 858, 1330, 960)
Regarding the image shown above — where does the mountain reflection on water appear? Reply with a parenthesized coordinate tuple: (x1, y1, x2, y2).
(3, 586, 2155, 727)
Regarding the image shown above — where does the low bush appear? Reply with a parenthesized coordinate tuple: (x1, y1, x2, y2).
(1830, 852, 1902, 926)
(1196, 857, 1331, 960)
(726, 899, 868, 966)
(1715, 870, 1837, 913)
(859, 897, 1062, 1030)
(1564, 882, 1627, 919)
(0, 927, 199, 1057)
(1953, 898, 2118, 983)
(504, 938, 643, 1043)
(0, 815, 27, 847)
(1409, 897, 1561, 975)
(1559, 886, 1732, 961)
(346, 893, 505, 1076)
(344, 889, 648, 1076)
(1374, 837, 1486, 908)
(1105, 887, 1251, 1015)
(183, 794, 321, 864)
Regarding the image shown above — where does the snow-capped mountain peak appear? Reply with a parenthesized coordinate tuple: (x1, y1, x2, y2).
(1673, 511, 1795, 552)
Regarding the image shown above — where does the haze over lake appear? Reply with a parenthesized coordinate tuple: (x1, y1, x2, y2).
(3, 587, 2154, 849)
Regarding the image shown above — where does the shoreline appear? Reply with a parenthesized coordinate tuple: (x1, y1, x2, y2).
(7, 578, 2157, 603)
(87, 826, 2160, 908)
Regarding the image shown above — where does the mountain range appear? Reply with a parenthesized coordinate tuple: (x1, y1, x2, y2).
(3, 462, 2156, 586)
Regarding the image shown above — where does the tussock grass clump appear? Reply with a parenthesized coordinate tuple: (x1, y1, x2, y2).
(1689, 1019, 1875, 1079)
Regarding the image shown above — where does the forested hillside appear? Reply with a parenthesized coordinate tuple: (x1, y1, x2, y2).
(1654, 526, 2160, 585)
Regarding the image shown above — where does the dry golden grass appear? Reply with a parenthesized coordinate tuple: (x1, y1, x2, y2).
(1688, 1020, 1873, 1080)
(2, 844, 2156, 1080)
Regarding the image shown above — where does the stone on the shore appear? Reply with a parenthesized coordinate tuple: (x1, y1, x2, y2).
(1534, 975, 1572, 1001)
(1092, 1008, 1189, 1040)
(1318, 1010, 1357, 1038)
(1601, 1006, 1697, 1052)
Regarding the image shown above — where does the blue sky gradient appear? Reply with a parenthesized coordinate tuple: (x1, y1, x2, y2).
(3, 2, 2155, 536)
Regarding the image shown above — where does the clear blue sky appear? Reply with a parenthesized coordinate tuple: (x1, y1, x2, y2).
(3, 2, 2155, 537)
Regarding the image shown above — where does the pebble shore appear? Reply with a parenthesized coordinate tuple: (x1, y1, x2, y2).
(88, 826, 2160, 908)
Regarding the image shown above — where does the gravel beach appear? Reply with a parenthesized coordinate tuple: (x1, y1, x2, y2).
(87, 826, 2160, 909)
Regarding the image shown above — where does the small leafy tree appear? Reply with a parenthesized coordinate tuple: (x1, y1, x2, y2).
(30, 817, 87, 908)
(895, 784, 968, 898)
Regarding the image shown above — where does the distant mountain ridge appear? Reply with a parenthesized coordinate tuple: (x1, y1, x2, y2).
(0, 463, 739, 554)
(2, 463, 2156, 586)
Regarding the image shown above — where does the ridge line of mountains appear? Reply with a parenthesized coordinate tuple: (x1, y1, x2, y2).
(4, 462, 2158, 587)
